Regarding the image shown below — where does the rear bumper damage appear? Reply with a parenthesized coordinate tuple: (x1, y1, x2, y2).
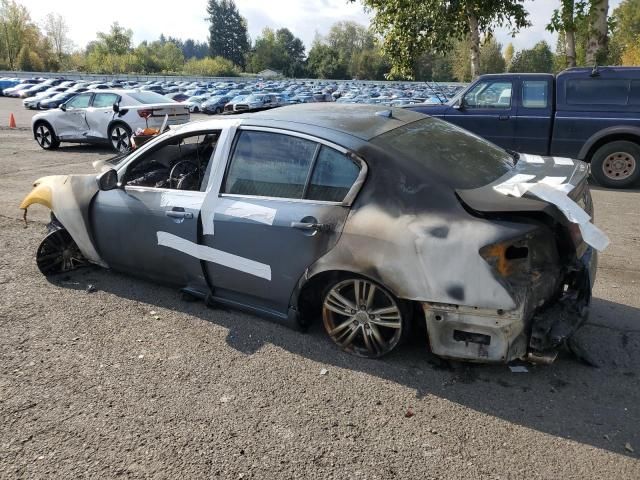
(423, 247, 596, 364)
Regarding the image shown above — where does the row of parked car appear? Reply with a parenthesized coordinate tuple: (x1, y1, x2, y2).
(1, 75, 463, 114)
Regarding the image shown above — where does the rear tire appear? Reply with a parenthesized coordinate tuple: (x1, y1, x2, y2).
(108, 123, 132, 153)
(590, 140, 640, 189)
(33, 122, 60, 150)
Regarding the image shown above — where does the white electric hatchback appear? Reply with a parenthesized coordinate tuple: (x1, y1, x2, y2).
(31, 89, 190, 152)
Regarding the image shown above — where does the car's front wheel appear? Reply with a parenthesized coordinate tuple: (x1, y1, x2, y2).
(108, 123, 132, 153)
(33, 122, 60, 150)
(36, 227, 86, 276)
(322, 277, 409, 358)
(590, 140, 640, 188)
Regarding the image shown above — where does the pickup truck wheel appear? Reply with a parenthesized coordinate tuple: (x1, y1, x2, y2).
(591, 141, 640, 188)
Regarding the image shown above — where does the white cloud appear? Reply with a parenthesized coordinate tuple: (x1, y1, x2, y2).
(19, 0, 624, 54)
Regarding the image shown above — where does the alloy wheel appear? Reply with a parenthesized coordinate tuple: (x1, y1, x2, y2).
(602, 151, 637, 181)
(110, 126, 131, 153)
(36, 229, 86, 276)
(35, 125, 53, 148)
(322, 278, 404, 358)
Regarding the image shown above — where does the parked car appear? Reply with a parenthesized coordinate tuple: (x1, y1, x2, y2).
(3, 82, 38, 97)
(39, 92, 79, 110)
(31, 90, 190, 152)
(223, 94, 248, 112)
(407, 67, 640, 188)
(184, 95, 210, 113)
(233, 93, 280, 111)
(20, 104, 603, 364)
(201, 95, 232, 114)
(0, 77, 21, 94)
(23, 91, 60, 110)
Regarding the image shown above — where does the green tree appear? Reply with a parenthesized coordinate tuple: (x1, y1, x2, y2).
(351, 0, 530, 79)
(95, 22, 133, 55)
(183, 56, 240, 76)
(509, 41, 554, 72)
(0, 0, 34, 70)
(480, 37, 506, 73)
(307, 42, 348, 79)
(547, 1, 587, 68)
(16, 44, 43, 71)
(246, 27, 306, 77)
(609, 0, 640, 64)
(207, 0, 249, 67)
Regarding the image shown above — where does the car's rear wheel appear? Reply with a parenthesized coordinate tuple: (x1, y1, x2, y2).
(36, 228, 86, 276)
(108, 123, 132, 153)
(590, 140, 640, 188)
(322, 277, 409, 358)
(215, 107, 222, 114)
(33, 122, 60, 150)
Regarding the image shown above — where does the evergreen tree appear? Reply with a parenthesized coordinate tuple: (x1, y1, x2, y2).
(207, 0, 249, 67)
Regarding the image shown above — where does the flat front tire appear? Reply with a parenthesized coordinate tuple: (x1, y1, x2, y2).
(322, 277, 409, 358)
(590, 140, 640, 189)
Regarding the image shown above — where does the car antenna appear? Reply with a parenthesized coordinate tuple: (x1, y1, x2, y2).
(425, 80, 447, 104)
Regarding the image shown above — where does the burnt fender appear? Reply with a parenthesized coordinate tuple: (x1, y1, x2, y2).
(20, 175, 107, 267)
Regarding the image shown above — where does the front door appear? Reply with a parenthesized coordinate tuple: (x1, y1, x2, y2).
(445, 79, 517, 150)
(57, 92, 92, 139)
(90, 130, 221, 285)
(202, 128, 364, 317)
(85, 92, 120, 140)
(515, 77, 554, 155)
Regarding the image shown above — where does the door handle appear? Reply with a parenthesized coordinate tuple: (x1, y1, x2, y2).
(499, 115, 510, 121)
(166, 210, 193, 219)
(291, 221, 330, 232)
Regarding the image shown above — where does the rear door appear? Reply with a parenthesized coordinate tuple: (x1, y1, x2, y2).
(202, 127, 365, 318)
(56, 93, 92, 139)
(85, 92, 120, 140)
(445, 78, 517, 149)
(514, 76, 554, 155)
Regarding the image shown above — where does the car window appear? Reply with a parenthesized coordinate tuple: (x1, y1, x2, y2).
(372, 117, 513, 189)
(66, 94, 92, 109)
(92, 93, 119, 108)
(566, 79, 629, 105)
(224, 130, 317, 199)
(306, 146, 360, 202)
(522, 80, 548, 108)
(464, 81, 512, 109)
(127, 91, 173, 104)
(124, 131, 221, 191)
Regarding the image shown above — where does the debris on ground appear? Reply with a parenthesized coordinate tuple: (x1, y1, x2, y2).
(509, 365, 529, 373)
(405, 407, 415, 418)
(320, 368, 328, 376)
(625, 442, 634, 453)
(86, 284, 97, 293)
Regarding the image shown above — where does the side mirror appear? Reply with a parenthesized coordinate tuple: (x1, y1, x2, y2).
(453, 98, 464, 110)
(112, 103, 120, 113)
(96, 169, 119, 191)
(59, 103, 67, 111)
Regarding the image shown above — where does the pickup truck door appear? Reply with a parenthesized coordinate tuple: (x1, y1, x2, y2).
(514, 77, 554, 155)
(445, 79, 517, 150)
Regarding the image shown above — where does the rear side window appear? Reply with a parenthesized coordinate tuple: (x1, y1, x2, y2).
(224, 131, 317, 199)
(307, 147, 360, 202)
(92, 93, 119, 108)
(522, 80, 548, 108)
(372, 118, 513, 189)
(566, 79, 629, 105)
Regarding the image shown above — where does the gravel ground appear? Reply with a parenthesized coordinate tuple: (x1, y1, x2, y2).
(1, 98, 639, 479)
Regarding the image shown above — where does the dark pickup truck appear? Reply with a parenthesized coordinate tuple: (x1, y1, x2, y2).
(407, 67, 640, 188)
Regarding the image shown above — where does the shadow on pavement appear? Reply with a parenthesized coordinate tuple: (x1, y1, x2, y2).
(53, 267, 640, 458)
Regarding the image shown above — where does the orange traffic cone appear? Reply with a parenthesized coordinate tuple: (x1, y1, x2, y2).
(9, 113, 16, 129)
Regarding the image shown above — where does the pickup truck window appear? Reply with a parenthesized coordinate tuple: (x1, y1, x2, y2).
(522, 81, 548, 109)
(566, 79, 629, 105)
(463, 81, 512, 109)
(630, 80, 640, 105)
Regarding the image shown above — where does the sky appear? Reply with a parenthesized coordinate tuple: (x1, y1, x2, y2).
(20, 0, 624, 53)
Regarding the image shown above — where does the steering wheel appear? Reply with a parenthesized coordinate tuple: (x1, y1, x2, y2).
(169, 160, 200, 190)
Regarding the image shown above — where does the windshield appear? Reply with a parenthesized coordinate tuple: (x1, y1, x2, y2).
(244, 94, 265, 102)
(372, 118, 514, 189)
(127, 91, 173, 104)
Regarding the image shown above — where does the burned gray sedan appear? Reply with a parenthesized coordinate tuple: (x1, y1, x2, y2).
(20, 104, 607, 363)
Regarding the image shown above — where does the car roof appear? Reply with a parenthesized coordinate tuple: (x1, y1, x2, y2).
(236, 103, 426, 141)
